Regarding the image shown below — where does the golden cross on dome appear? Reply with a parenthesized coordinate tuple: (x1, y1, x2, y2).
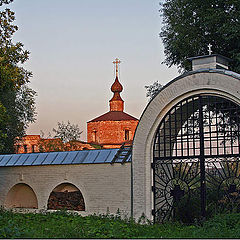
(113, 58, 121, 77)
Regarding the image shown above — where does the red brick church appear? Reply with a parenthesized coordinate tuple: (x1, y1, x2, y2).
(87, 58, 138, 148)
(15, 58, 139, 153)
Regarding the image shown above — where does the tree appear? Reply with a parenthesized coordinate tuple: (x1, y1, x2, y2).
(38, 121, 83, 152)
(53, 121, 83, 143)
(0, 0, 36, 153)
(160, 0, 240, 73)
(145, 81, 163, 101)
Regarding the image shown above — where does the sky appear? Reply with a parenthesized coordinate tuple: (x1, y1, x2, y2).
(8, 0, 178, 141)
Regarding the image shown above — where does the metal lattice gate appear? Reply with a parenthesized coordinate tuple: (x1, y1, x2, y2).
(153, 95, 240, 223)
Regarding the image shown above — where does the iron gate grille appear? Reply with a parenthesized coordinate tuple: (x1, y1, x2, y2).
(153, 95, 240, 223)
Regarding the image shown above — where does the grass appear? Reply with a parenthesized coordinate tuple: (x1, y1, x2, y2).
(1, 209, 240, 238)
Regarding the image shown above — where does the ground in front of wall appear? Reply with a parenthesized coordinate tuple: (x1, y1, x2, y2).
(0, 209, 240, 238)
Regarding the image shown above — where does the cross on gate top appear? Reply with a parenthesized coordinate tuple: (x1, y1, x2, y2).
(113, 58, 121, 77)
(208, 43, 213, 55)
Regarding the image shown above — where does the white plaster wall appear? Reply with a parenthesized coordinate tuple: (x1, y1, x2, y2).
(132, 70, 240, 220)
(0, 163, 131, 216)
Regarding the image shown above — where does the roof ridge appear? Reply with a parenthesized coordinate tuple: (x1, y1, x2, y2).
(88, 111, 138, 122)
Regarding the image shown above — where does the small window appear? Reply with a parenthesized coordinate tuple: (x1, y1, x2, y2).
(125, 130, 130, 141)
(92, 131, 97, 142)
(24, 145, 28, 153)
(16, 145, 20, 154)
(32, 145, 35, 153)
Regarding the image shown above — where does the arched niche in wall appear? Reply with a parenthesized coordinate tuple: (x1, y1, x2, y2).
(47, 183, 85, 211)
(5, 183, 38, 209)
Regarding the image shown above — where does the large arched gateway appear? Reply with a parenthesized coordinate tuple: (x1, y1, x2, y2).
(132, 54, 240, 222)
(153, 94, 240, 223)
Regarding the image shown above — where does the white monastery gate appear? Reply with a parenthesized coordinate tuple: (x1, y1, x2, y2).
(133, 54, 240, 222)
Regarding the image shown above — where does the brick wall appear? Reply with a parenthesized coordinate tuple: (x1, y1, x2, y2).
(15, 136, 95, 154)
(0, 163, 131, 216)
(87, 120, 138, 146)
(15, 135, 41, 153)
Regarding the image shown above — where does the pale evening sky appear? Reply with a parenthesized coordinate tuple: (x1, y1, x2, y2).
(9, 0, 178, 141)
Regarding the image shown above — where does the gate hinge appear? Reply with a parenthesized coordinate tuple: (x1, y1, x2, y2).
(151, 186, 155, 192)
(151, 163, 155, 169)
(152, 209, 155, 216)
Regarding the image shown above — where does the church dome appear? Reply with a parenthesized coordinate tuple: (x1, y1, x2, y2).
(111, 76, 123, 93)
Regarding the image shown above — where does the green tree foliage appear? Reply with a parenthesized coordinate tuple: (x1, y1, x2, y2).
(0, 0, 36, 153)
(160, 0, 240, 72)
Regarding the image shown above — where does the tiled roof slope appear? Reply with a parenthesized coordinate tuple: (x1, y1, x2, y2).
(0, 148, 132, 167)
(88, 111, 138, 122)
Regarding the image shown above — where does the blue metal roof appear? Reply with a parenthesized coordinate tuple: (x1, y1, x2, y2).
(0, 148, 132, 167)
